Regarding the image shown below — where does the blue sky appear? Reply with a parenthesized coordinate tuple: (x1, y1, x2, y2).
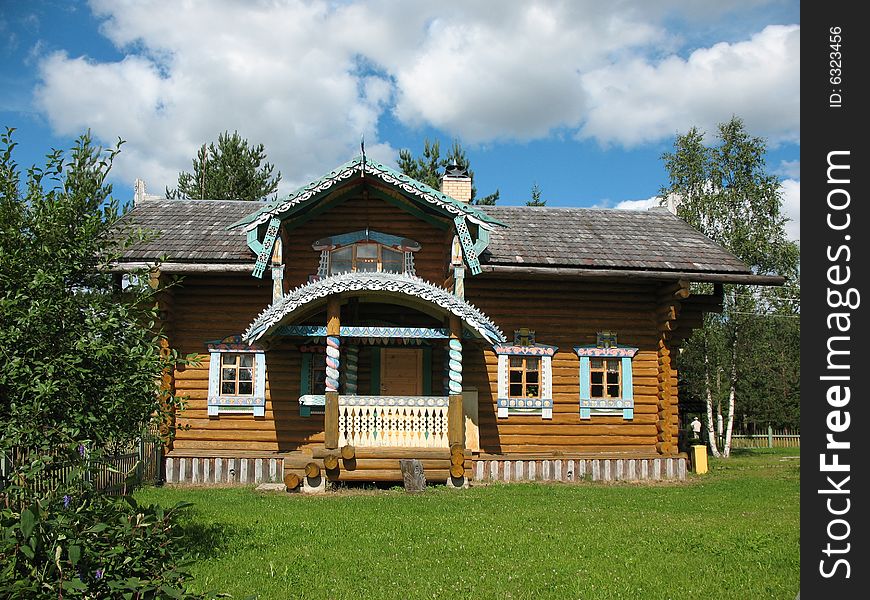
(1, 1, 799, 239)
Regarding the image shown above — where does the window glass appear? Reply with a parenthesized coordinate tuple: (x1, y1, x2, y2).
(328, 243, 410, 275)
(381, 248, 404, 273)
(590, 358, 620, 399)
(329, 246, 353, 274)
(218, 353, 256, 396)
(508, 356, 542, 399)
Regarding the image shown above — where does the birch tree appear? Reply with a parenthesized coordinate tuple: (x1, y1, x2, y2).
(659, 117, 799, 457)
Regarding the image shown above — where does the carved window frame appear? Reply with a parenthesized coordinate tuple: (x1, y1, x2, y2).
(575, 345, 638, 420)
(494, 338, 556, 420)
(207, 340, 267, 417)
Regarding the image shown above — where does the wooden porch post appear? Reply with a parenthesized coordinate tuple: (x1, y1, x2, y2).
(324, 297, 341, 449)
(447, 315, 465, 449)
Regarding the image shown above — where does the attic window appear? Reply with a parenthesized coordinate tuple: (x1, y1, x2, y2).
(313, 230, 421, 279)
(329, 243, 404, 275)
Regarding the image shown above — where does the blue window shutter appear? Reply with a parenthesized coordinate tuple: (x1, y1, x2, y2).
(579, 357, 591, 420)
(254, 353, 266, 417)
(621, 356, 633, 419)
(207, 351, 220, 416)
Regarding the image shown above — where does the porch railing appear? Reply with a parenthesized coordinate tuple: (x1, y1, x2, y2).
(338, 396, 450, 448)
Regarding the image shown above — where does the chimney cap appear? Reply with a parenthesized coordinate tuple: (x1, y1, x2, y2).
(444, 161, 469, 179)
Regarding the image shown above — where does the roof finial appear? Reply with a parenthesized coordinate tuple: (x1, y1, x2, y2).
(360, 134, 366, 178)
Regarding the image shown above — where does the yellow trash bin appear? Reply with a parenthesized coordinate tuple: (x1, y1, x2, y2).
(691, 444, 708, 474)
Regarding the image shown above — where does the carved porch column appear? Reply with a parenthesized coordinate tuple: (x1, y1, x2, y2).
(324, 297, 341, 449)
(447, 315, 465, 449)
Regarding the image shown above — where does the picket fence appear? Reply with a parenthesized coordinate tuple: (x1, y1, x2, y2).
(722, 426, 800, 449)
(1, 435, 163, 496)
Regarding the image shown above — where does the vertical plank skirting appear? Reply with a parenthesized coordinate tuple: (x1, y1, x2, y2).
(165, 455, 688, 485)
(471, 457, 687, 483)
(161, 456, 290, 485)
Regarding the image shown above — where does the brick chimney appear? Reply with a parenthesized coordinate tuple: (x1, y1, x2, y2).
(440, 162, 472, 204)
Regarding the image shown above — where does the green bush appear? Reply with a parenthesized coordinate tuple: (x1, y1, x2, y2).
(0, 491, 213, 599)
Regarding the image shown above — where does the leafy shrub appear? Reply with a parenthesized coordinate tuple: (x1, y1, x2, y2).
(0, 492, 215, 599)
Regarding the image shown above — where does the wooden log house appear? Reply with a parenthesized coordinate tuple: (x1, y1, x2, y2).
(115, 158, 782, 488)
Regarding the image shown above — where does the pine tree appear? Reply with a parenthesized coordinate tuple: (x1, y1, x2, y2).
(166, 130, 280, 201)
(526, 182, 546, 206)
(398, 138, 499, 205)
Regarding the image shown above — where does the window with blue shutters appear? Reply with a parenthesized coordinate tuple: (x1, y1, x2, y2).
(206, 336, 267, 417)
(575, 335, 637, 420)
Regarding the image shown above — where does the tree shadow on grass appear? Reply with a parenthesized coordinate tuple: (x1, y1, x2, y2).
(175, 519, 254, 561)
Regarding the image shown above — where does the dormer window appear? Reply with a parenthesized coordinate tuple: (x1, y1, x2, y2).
(329, 243, 404, 275)
(313, 230, 420, 279)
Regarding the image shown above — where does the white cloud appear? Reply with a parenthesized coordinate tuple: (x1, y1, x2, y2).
(613, 197, 660, 211)
(579, 24, 799, 146)
(31, 0, 799, 198)
(780, 178, 800, 243)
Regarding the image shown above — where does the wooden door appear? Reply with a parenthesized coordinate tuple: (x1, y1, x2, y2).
(380, 348, 423, 396)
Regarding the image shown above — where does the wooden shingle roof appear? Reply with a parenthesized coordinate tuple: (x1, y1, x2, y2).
(114, 199, 780, 284)
(480, 206, 748, 273)
(116, 199, 256, 265)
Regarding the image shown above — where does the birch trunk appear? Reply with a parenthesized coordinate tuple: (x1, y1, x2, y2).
(703, 332, 722, 457)
(723, 320, 739, 458)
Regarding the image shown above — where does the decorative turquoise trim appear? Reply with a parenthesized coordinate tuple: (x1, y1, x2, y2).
(370, 347, 381, 395)
(312, 230, 421, 252)
(279, 325, 329, 337)
(579, 357, 591, 403)
(422, 347, 432, 395)
(243, 271, 506, 344)
(277, 325, 478, 340)
(472, 227, 491, 258)
(228, 155, 506, 231)
(299, 393, 326, 417)
(621, 357, 634, 402)
(623, 408, 634, 420)
(246, 227, 263, 256)
(252, 217, 280, 278)
(580, 407, 592, 420)
(454, 215, 482, 275)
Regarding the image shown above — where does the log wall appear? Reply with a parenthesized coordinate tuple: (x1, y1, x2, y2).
(463, 277, 682, 456)
(168, 274, 313, 453)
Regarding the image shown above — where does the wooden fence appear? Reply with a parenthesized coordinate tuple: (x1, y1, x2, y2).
(1, 435, 163, 496)
(721, 426, 800, 449)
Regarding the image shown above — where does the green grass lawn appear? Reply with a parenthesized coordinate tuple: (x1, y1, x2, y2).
(135, 448, 800, 600)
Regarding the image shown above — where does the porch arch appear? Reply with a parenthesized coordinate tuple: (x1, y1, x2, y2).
(242, 271, 505, 344)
